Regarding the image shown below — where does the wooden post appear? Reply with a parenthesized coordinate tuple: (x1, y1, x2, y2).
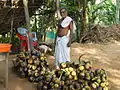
(22, 0, 32, 55)
(9, 15, 14, 44)
(5, 52, 9, 90)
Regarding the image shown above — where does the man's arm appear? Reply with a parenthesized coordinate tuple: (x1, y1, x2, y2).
(67, 21, 73, 47)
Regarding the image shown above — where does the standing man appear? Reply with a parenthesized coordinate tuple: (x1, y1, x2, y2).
(54, 8, 74, 69)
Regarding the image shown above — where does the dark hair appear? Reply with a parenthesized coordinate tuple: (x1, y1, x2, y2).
(60, 8, 68, 12)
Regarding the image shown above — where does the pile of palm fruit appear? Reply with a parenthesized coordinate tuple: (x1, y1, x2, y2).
(13, 51, 109, 90)
(37, 60, 109, 90)
(12, 49, 49, 82)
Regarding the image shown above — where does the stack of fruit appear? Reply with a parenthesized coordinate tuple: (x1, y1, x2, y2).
(37, 60, 109, 90)
(13, 50, 49, 83)
(12, 52, 28, 78)
(37, 70, 61, 90)
(13, 52, 109, 90)
(27, 53, 49, 82)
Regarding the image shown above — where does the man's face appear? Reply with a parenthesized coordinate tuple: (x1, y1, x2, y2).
(60, 9, 67, 18)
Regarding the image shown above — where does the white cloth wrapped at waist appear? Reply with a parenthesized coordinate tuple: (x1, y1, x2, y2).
(55, 32, 70, 67)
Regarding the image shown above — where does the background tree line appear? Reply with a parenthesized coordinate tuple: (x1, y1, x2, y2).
(0, 0, 119, 44)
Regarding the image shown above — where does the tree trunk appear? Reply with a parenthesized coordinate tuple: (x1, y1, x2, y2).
(80, 0, 87, 41)
(23, 0, 32, 55)
(82, 0, 87, 32)
(56, 0, 61, 19)
(76, 0, 81, 42)
(116, 0, 120, 24)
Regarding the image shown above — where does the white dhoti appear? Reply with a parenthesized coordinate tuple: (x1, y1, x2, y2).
(54, 16, 76, 67)
(54, 35, 70, 67)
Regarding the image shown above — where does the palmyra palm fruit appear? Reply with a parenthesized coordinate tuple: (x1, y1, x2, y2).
(32, 65, 37, 70)
(79, 72, 85, 77)
(73, 82, 80, 89)
(65, 71, 70, 76)
(34, 59, 40, 65)
(68, 67, 74, 72)
(71, 71, 77, 76)
(54, 84, 59, 88)
(100, 82, 106, 87)
(29, 76, 34, 82)
(103, 86, 109, 90)
(79, 65, 85, 71)
(43, 85, 48, 90)
(28, 69, 32, 76)
(44, 56, 47, 60)
(91, 83, 97, 89)
(60, 62, 67, 68)
(65, 68, 69, 71)
(85, 63, 91, 70)
(54, 78, 60, 84)
(86, 75, 91, 80)
(35, 70, 38, 73)
(69, 75, 73, 79)
(27, 64, 32, 69)
(73, 76, 77, 80)
(94, 82, 99, 87)
(105, 81, 109, 86)
(35, 72, 39, 77)
(28, 59, 33, 64)
(97, 78, 101, 84)
(101, 77, 106, 82)
(40, 56, 44, 61)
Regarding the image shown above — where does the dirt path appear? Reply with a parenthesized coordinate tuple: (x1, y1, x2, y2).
(0, 41, 120, 90)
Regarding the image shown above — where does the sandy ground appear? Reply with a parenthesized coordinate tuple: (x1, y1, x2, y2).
(0, 41, 120, 90)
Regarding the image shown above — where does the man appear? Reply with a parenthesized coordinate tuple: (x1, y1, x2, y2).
(54, 8, 74, 69)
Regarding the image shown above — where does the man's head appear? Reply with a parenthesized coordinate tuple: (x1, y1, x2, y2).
(60, 8, 68, 18)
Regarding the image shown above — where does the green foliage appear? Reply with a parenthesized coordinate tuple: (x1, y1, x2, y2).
(29, 0, 56, 41)
(0, 37, 10, 43)
(87, 0, 116, 26)
(28, 0, 116, 42)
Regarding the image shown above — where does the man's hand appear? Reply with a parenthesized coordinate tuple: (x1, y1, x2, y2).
(67, 41, 71, 47)
(67, 21, 73, 47)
